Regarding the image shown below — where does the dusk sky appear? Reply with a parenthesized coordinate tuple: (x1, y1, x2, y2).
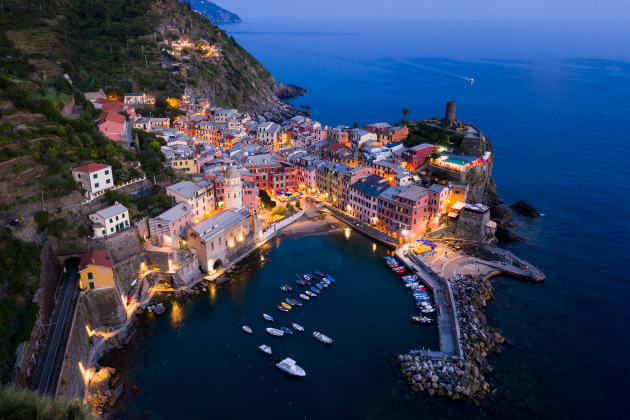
(214, 0, 630, 22)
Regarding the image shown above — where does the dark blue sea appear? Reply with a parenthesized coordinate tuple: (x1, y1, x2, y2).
(108, 20, 630, 418)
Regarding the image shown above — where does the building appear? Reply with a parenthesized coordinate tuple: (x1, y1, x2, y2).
(186, 208, 255, 272)
(257, 122, 282, 146)
(402, 143, 440, 171)
(148, 202, 192, 248)
(223, 165, 243, 210)
(124, 93, 154, 105)
(213, 109, 238, 123)
(377, 185, 430, 240)
(89, 203, 130, 238)
(98, 111, 130, 143)
(243, 154, 298, 192)
(171, 157, 198, 174)
(346, 174, 390, 225)
(78, 250, 114, 290)
(428, 184, 451, 216)
(166, 181, 215, 219)
(72, 163, 114, 197)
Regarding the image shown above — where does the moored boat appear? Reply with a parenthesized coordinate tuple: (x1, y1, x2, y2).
(266, 328, 284, 336)
(310, 287, 321, 294)
(313, 331, 333, 344)
(280, 326, 293, 335)
(285, 298, 295, 306)
(276, 358, 306, 377)
(284, 284, 292, 291)
(293, 299, 303, 306)
(305, 290, 317, 297)
(280, 286, 289, 292)
(315, 270, 325, 276)
(295, 279, 305, 286)
(277, 305, 289, 312)
(292, 323, 304, 332)
(316, 283, 323, 290)
(395, 267, 406, 274)
(259, 344, 272, 354)
(326, 275, 336, 283)
(412, 316, 433, 324)
(263, 314, 273, 322)
(281, 302, 292, 310)
(299, 293, 310, 301)
(321, 282, 329, 288)
(303, 274, 312, 281)
(243, 326, 252, 333)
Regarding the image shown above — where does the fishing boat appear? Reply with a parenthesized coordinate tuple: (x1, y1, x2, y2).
(292, 323, 304, 332)
(313, 331, 333, 344)
(293, 299, 303, 306)
(242, 326, 252, 333)
(277, 305, 289, 312)
(281, 302, 292, 310)
(280, 285, 289, 292)
(263, 314, 273, 322)
(315, 270, 325, 276)
(316, 283, 323, 290)
(310, 287, 321, 294)
(412, 316, 433, 324)
(285, 298, 295, 306)
(303, 274, 312, 281)
(276, 358, 306, 377)
(280, 326, 293, 335)
(266, 328, 284, 337)
(259, 344, 272, 355)
(326, 275, 336, 283)
(284, 284, 293, 291)
(299, 293, 310, 301)
(305, 290, 317, 297)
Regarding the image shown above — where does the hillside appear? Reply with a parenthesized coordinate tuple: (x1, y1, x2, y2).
(0, 0, 303, 117)
(189, 0, 243, 23)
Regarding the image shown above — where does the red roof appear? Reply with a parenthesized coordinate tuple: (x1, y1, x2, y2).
(101, 101, 125, 113)
(73, 162, 111, 173)
(79, 250, 113, 271)
(99, 111, 126, 125)
(327, 143, 350, 153)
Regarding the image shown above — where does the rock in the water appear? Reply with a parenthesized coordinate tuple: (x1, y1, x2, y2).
(490, 204, 513, 226)
(495, 225, 525, 243)
(154, 303, 166, 315)
(510, 200, 541, 218)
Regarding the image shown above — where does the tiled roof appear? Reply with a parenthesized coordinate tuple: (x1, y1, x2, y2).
(73, 163, 111, 173)
(79, 250, 112, 271)
(99, 111, 126, 125)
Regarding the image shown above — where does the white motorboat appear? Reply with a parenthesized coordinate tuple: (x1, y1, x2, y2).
(299, 293, 310, 301)
(259, 344, 272, 354)
(292, 323, 304, 332)
(242, 326, 252, 333)
(313, 331, 333, 344)
(276, 358, 306, 377)
(266, 328, 284, 336)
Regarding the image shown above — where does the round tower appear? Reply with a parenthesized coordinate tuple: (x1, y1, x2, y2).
(224, 165, 243, 210)
(445, 101, 456, 122)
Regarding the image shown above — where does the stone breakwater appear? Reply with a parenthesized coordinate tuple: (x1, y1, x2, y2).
(397, 275, 505, 403)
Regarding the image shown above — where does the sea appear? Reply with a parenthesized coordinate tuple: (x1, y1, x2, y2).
(105, 19, 630, 419)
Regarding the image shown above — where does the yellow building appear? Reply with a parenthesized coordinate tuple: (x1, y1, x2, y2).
(171, 158, 198, 174)
(78, 250, 114, 290)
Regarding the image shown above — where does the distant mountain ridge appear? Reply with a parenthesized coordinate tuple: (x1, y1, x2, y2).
(188, 0, 242, 23)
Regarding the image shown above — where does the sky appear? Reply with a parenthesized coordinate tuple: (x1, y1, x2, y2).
(213, 0, 630, 22)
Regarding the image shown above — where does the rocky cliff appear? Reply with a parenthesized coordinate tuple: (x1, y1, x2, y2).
(189, 0, 243, 23)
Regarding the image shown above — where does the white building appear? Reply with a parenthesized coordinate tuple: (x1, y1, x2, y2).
(72, 163, 114, 197)
(166, 181, 215, 220)
(256, 122, 281, 146)
(213, 108, 238, 123)
(224, 165, 243, 210)
(89, 203, 130, 238)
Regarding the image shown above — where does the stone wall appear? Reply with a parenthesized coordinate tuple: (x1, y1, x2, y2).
(90, 227, 143, 263)
(136, 217, 150, 239)
(14, 242, 63, 387)
(81, 287, 127, 328)
(113, 253, 148, 295)
(173, 254, 201, 287)
(455, 208, 491, 242)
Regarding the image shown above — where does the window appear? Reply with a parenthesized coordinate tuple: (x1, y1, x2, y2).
(106, 179, 111, 184)
(89, 282, 95, 290)
(102, 230, 105, 235)
(111, 227, 114, 232)
(116, 216, 119, 221)
(93, 174, 98, 179)
(109, 218, 113, 223)
(122, 213, 125, 218)
(87, 272, 93, 280)
(105, 170, 109, 175)
(95, 183, 99, 188)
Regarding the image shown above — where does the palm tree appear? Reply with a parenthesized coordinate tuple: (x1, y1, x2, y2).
(402, 108, 410, 119)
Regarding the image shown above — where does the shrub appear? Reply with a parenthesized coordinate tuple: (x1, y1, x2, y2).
(33, 210, 50, 230)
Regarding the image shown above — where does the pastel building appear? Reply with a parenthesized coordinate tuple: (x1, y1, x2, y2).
(377, 185, 430, 239)
(166, 181, 215, 220)
(89, 203, 130, 238)
(149, 202, 192, 248)
(78, 250, 114, 290)
(346, 174, 390, 225)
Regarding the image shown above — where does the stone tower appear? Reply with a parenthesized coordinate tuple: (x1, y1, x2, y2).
(445, 101, 456, 123)
(224, 165, 243, 210)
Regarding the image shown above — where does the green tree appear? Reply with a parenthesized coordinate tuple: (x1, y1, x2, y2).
(352, 122, 359, 129)
(402, 108, 410, 120)
(286, 203, 295, 213)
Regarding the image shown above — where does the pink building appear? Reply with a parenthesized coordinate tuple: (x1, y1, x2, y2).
(402, 143, 440, 171)
(242, 181, 259, 213)
(346, 174, 390, 224)
(298, 165, 318, 190)
(340, 166, 372, 209)
(98, 111, 129, 142)
(429, 184, 451, 216)
(148, 202, 192, 248)
(377, 185, 430, 239)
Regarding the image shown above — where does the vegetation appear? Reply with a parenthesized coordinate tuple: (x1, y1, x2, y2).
(404, 123, 464, 151)
(401, 108, 410, 119)
(0, 385, 94, 419)
(0, 229, 41, 383)
(258, 190, 275, 210)
(286, 203, 295, 213)
(270, 205, 286, 221)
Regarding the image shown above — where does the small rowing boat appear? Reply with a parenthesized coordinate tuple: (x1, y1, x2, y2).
(263, 314, 273, 322)
(292, 323, 304, 332)
(280, 326, 293, 335)
(316, 283, 323, 290)
(266, 328, 284, 336)
(305, 290, 317, 297)
(259, 344, 272, 354)
(310, 287, 321, 294)
(277, 305, 289, 312)
(315, 270, 325, 276)
(293, 299, 303, 306)
(281, 302, 292, 310)
(280, 285, 289, 292)
(243, 326, 252, 333)
(295, 279, 306, 286)
(285, 298, 295, 306)
(326, 275, 336, 283)
(303, 274, 312, 281)
(299, 293, 310, 301)
(284, 284, 293, 291)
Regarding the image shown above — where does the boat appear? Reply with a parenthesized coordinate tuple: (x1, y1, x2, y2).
(292, 323, 304, 332)
(277, 305, 289, 312)
(280, 286, 289, 292)
(402, 275, 417, 280)
(321, 282, 329, 288)
(326, 275, 336, 283)
(330, 224, 335, 228)
(316, 283, 323, 290)
(276, 358, 306, 377)
(395, 268, 406, 274)
(412, 316, 433, 324)
(243, 326, 252, 333)
(295, 279, 305, 286)
(280, 326, 293, 335)
(322, 278, 331, 285)
(310, 287, 321, 294)
(299, 293, 310, 301)
(263, 314, 273, 322)
(285, 298, 295, 306)
(293, 299, 303, 306)
(259, 344, 272, 355)
(284, 284, 293, 291)
(315, 270, 325, 276)
(313, 331, 333, 344)
(281, 302, 292, 310)
(266, 328, 284, 336)
(303, 274, 312, 281)
(305, 290, 317, 297)
(421, 308, 436, 313)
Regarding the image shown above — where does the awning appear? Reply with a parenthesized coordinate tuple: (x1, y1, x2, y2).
(448, 212, 459, 218)
(451, 201, 465, 210)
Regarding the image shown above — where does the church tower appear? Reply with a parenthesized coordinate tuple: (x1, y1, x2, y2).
(224, 165, 243, 210)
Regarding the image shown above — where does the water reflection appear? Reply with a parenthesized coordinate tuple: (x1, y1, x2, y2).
(209, 283, 217, 305)
(344, 228, 351, 239)
(170, 301, 184, 328)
